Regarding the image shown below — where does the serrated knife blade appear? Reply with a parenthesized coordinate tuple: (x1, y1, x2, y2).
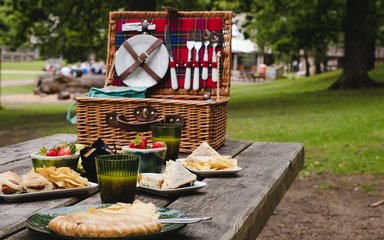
(164, 25, 178, 90)
(164, 25, 173, 59)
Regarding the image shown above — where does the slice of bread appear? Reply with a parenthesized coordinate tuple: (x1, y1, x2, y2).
(162, 161, 197, 189)
(138, 173, 164, 189)
(187, 142, 220, 160)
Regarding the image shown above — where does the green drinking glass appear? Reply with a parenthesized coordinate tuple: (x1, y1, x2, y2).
(151, 124, 182, 161)
(95, 154, 140, 204)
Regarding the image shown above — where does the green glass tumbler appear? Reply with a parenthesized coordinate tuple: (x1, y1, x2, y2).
(95, 154, 140, 203)
(151, 124, 182, 161)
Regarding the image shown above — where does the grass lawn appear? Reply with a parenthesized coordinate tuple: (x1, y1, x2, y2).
(1, 73, 39, 81)
(1, 84, 34, 94)
(228, 66, 384, 176)
(0, 104, 77, 144)
(1, 60, 45, 71)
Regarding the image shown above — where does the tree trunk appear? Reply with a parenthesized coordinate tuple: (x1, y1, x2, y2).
(331, 0, 382, 89)
(34, 74, 105, 95)
(314, 47, 324, 74)
(304, 50, 310, 77)
(366, 0, 377, 71)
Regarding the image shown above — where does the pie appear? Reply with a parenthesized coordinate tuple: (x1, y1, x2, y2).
(48, 200, 163, 237)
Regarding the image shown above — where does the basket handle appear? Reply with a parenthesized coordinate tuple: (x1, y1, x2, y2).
(105, 106, 184, 132)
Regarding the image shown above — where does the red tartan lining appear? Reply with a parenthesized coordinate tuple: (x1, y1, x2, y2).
(114, 17, 223, 89)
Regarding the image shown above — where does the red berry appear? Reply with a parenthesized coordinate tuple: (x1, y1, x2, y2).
(130, 134, 148, 149)
(57, 148, 65, 156)
(47, 149, 58, 156)
(140, 136, 148, 148)
(152, 141, 165, 148)
(129, 142, 136, 148)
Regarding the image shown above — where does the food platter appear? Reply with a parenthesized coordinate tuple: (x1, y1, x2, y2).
(0, 182, 98, 202)
(176, 159, 242, 177)
(26, 204, 186, 240)
(138, 180, 207, 197)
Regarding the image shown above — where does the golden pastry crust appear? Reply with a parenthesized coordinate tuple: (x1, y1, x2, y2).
(48, 211, 162, 237)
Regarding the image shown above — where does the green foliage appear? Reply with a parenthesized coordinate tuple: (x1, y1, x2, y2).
(245, 0, 343, 61)
(1, 0, 123, 62)
(228, 65, 384, 175)
(0, 0, 249, 62)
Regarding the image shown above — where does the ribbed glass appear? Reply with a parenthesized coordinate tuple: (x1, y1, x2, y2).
(95, 154, 140, 203)
(151, 124, 182, 161)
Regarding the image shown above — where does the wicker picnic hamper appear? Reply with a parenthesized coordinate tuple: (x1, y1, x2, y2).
(76, 10, 232, 153)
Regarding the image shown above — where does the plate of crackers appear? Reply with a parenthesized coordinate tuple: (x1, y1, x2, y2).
(0, 166, 97, 202)
(176, 142, 242, 177)
(26, 200, 186, 239)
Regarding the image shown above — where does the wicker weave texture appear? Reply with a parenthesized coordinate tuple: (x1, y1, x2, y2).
(106, 11, 232, 97)
(76, 96, 228, 153)
(77, 11, 232, 153)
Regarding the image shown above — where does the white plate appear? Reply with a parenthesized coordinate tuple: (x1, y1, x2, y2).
(176, 158, 242, 177)
(115, 35, 169, 88)
(138, 181, 207, 197)
(0, 182, 98, 202)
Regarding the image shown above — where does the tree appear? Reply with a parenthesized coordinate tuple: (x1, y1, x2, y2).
(245, 0, 342, 76)
(331, 0, 383, 88)
(0, 0, 213, 62)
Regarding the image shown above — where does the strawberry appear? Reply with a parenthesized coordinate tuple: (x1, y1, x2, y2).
(47, 149, 58, 156)
(57, 148, 65, 156)
(57, 143, 76, 156)
(152, 141, 165, 149)
(129, 134, 148, 149)
(139, 136, 148, 149)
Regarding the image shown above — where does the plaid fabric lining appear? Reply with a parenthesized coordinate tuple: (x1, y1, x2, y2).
(113, 17, 223, 88)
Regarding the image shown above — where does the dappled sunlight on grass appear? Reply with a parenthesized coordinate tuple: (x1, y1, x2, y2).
(0, 104, 76, 146)
(228, 65, 384, 175)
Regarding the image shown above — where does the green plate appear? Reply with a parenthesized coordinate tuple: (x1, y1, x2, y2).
(26, 204, 186, 240)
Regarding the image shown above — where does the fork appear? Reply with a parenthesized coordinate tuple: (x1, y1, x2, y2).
(184, 31, 194, 90)
(210, 31, 219, 82)
(201, 29, 211, 80)
(193, 30, 202, 90)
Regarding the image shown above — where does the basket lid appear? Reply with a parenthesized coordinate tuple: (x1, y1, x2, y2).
(105, 10, 232, 97)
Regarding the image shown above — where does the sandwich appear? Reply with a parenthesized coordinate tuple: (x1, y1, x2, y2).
(183, 142, 238, 171)
(138, 173, 165, 189)
(0, 171, 23, 194)
(186, 141, 220, 160)
(161, 160, 197, 189)
(22, 172, 54, 193)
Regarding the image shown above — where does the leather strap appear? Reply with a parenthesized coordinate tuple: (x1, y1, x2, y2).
(118, 38, 163, 82)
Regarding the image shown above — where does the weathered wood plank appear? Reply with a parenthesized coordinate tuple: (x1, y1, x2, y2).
(165, 142, 304, 240)
(0, 134, 77, 165)
(0, 189, 98, 239)
(2, 136, 250, 240)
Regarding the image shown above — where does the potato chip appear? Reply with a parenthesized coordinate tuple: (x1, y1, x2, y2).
(182, 156, 237, 171)
(36, 166, 88, 189)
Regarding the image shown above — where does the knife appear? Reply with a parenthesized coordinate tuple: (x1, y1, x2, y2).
(157, 217, 212, 224)
(165, 25, 178, 90)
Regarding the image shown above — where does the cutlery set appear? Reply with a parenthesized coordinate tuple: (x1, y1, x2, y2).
(164, 27, 221, 90)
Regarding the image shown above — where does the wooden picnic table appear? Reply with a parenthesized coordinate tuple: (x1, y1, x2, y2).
(0, 134, 304, 240)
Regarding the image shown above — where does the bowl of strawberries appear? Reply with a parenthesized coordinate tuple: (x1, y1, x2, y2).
(122, 135, 166, 173)
(31, 143, 80, 170)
